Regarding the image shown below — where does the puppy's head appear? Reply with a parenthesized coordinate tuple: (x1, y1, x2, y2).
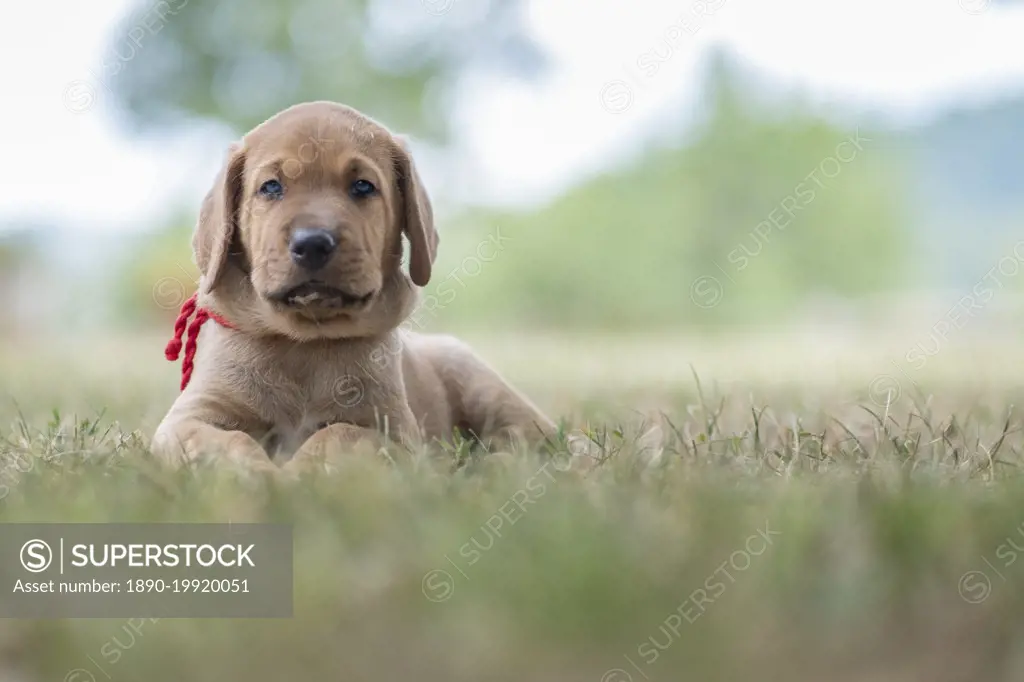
(194, 101, 438, 339)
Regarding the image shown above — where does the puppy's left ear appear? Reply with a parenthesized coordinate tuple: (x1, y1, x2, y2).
(393, 136, 439, 287)
(194, 143, 246, 294)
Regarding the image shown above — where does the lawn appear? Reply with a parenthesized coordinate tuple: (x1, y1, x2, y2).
(2, 329, 1024, 682)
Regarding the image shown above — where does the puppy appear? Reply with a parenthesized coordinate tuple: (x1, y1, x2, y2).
(153, 101, 557, 472)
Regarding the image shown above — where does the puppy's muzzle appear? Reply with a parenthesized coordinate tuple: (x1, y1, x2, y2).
(289, 227, 337, 271)
(277, 282, 375, 310)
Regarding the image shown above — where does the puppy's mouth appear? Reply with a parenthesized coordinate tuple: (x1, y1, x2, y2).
(269, 282, 376, 310)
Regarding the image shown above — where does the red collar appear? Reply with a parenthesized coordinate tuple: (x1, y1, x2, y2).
(164, 293, 236, 391)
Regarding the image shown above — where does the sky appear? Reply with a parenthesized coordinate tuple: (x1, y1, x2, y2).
(5, 0, 1024, 233)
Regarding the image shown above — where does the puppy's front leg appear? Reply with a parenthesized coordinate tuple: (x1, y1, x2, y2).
(152, 398, 276, 474)
(376, 401, 424, 452)
(152, 419, 277, 473)
(286, 423, 386, 474)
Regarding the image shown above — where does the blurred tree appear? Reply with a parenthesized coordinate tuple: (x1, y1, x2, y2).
(108, 0, 543, 140)
(430, 54, 914, 330)
(113, 217, 197, 327)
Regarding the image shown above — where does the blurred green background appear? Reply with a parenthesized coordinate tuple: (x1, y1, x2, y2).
(6, 0, 1024, 337)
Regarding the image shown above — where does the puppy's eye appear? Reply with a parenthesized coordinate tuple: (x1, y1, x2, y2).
(258, 179, 284, 199)
(349, 179, 377, 199)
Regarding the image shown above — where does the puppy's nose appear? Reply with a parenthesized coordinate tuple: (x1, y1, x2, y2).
(289, 228, 337, 271)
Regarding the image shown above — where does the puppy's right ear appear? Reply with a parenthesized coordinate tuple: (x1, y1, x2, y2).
(193, 144, 245, 294)
(393, 135, 438, 287)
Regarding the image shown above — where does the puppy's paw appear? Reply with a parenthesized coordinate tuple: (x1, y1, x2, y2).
(151, 423, 276, 476)
(216, 432, 279, 474)
(287, 423, 383, 475)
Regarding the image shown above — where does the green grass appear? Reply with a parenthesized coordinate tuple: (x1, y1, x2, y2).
(3, 332, 1024, 681)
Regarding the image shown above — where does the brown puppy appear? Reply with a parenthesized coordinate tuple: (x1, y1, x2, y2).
(152, 102, 557, 473)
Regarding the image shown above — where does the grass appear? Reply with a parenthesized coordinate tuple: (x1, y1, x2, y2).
(3, 330, 1024, 681)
